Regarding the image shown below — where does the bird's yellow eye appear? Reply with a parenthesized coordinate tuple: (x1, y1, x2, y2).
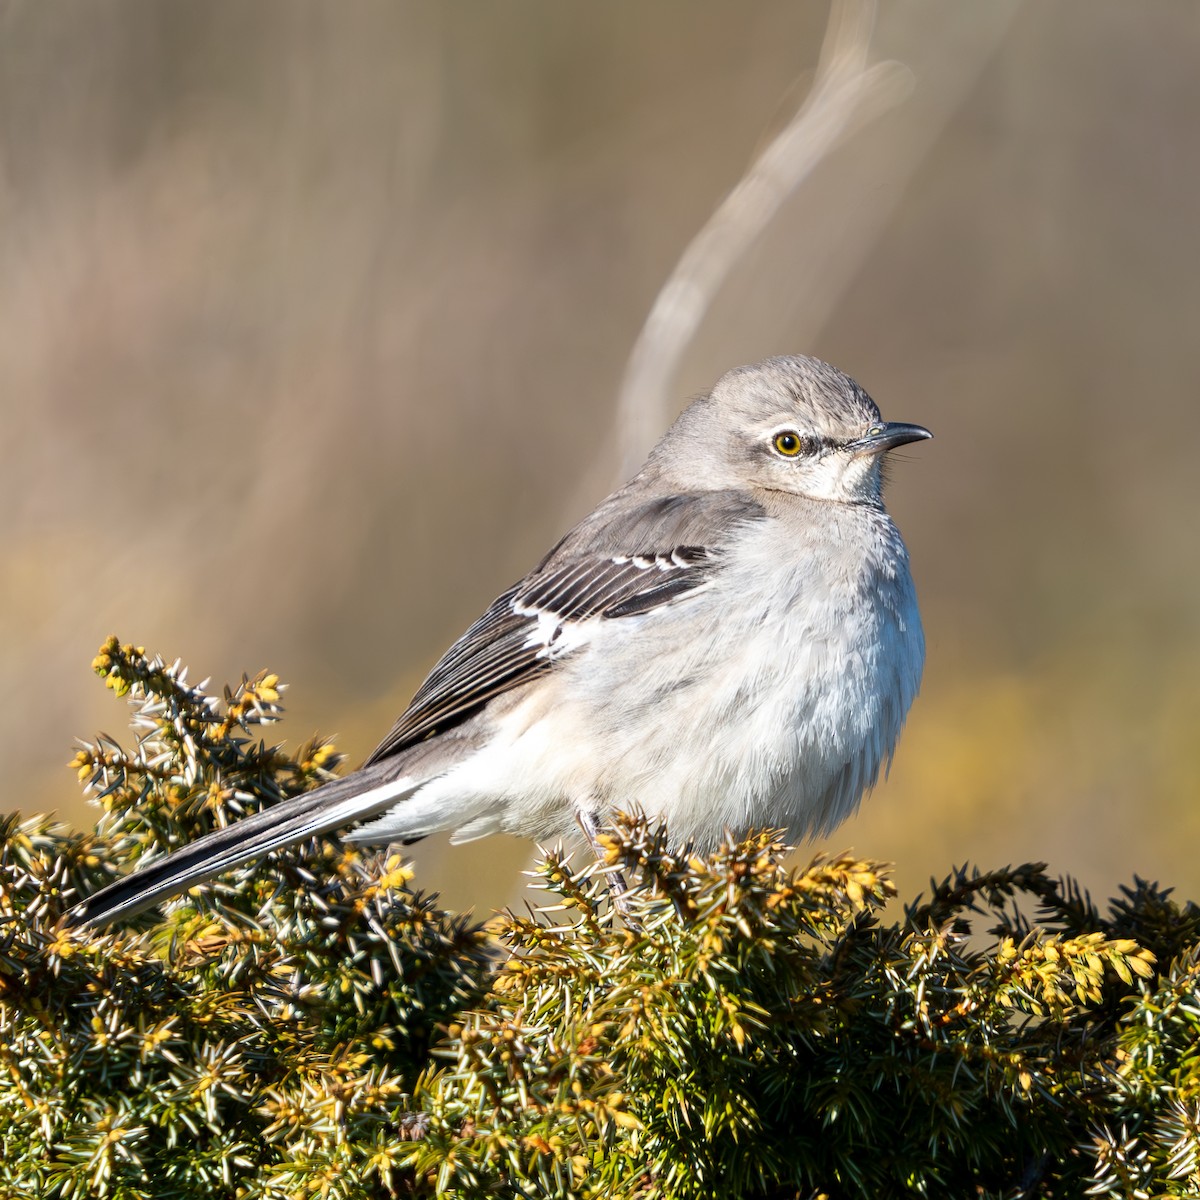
(773, 430, 805, 457)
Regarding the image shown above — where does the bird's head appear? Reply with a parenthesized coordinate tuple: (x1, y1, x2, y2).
(655, 355, 931, 505)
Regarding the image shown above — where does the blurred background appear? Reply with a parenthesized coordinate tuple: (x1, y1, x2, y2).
(4, 1, 1199, 914)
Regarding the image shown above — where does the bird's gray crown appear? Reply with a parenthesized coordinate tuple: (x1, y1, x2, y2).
(715, 355, 881, 433)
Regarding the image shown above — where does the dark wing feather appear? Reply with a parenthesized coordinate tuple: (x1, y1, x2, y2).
(365, 490, 764, 764)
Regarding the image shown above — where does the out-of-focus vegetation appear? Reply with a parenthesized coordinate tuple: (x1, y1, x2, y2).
(4, 2, 1200, 912)
(4, 642, 1200, 1198)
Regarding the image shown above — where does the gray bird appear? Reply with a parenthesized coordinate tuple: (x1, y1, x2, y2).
(69, 355, 930, 928)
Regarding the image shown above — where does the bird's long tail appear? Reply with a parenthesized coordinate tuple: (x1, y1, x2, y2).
(65, 763, 415, 929)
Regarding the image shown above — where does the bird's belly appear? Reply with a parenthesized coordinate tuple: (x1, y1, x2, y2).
(600, 619, 896, 845)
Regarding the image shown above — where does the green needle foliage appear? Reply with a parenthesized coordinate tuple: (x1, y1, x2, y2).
(2, 639, 1199, 1198)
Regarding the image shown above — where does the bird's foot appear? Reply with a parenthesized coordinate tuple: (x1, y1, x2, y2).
(576, 808, 641, 930)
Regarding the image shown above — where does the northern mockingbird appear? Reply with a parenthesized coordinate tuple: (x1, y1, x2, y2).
(70, 355, 930, 928)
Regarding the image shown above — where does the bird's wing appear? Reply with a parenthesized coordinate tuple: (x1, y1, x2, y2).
(365, 489, 764, 763)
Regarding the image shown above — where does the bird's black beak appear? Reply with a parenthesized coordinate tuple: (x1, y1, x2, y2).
(850, 421, 933, 456)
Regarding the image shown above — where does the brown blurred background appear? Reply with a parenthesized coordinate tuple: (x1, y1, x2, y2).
(4, 2, 1199, 915)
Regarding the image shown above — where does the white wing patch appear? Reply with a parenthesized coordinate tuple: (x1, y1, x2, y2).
(518, 607, 572, 656)
(514, 550, 708, 659)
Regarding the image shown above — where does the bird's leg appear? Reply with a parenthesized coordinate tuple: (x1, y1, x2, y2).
(576, 807, 637, 926)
